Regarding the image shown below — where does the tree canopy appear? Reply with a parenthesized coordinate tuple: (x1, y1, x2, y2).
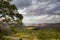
(0, 0, 23, 24)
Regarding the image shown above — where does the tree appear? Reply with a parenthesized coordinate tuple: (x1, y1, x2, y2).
(0, 0, 23, 40)
(0, 0, 23, 24)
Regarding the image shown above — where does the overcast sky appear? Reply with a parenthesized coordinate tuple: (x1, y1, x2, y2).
(12, 0, 60, 24)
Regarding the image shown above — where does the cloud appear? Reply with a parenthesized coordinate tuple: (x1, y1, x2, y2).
(12, 0, 60, 23)
(18, 10, 27, 15)
(12, 0, 32, 9)
(26, 0, 60, 15)
(12, 0, 60, 15)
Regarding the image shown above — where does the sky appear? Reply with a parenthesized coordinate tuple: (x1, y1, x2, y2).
(11, 0, 60, 24)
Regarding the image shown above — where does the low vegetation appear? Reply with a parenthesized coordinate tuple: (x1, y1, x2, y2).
(2, 26, 60, 40)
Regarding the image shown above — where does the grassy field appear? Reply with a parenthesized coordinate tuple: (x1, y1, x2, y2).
(5, 26, 60, 40)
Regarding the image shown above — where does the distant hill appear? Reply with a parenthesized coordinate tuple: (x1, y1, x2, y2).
(26, 23, 60, 28)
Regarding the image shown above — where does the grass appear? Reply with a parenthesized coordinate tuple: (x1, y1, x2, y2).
(4, 26, 60, 40)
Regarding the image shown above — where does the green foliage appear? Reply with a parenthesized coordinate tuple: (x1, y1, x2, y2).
(12, 28, 60, 40)
(1, 26, 60, 40)
(0, 0, 23, 24)
(10, 25, 17, 34)
(1, 37, 12, 40)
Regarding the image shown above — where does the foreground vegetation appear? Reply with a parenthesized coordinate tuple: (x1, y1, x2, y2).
(1, 26, 60, 40)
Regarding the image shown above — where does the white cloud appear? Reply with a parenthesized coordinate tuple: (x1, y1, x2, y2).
(18, 10, 27, 15)
(23, 15, 60, 23)
(44, 3, 56, 11)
